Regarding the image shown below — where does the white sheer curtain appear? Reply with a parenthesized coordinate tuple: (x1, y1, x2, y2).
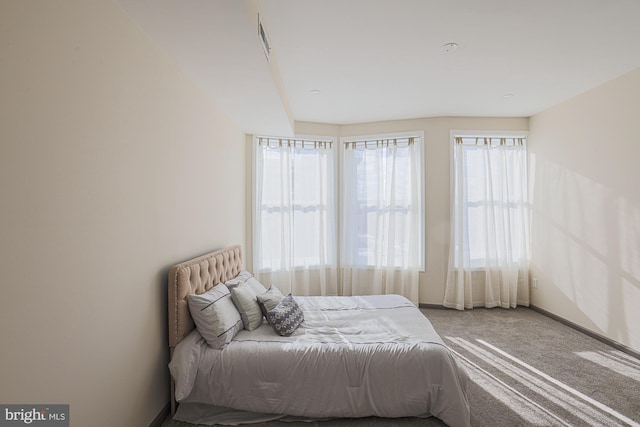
(444, 136, 530, 309)
(253, 137, 338, 296)
(341, 137, 422, 304)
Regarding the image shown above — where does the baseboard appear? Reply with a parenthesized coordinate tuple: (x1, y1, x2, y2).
(530, 305, 640, 361)
(149, 402, 170, 427)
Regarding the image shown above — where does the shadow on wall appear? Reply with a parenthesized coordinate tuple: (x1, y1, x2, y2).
(529, 153, 640, 350)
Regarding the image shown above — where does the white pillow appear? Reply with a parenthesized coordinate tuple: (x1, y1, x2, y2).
(246, 276, 268, 294)
(187, 283, 243, 349)
(230, 277, 268, 331)
(168, 329, 204, 401)
(256, 285, 285, 323)
(224, 270, 253, 288)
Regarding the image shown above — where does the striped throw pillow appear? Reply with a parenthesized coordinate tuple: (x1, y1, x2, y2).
(188, 283, 243, 349)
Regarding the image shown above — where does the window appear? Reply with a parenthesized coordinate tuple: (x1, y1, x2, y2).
(451, 134, 529, 269)
(341, 134, 424, 269)
(254, 137, 336, 271)
(253, 132, 424, 301)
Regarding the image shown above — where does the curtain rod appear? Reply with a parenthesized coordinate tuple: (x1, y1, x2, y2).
(343, 136, 417, 149)
(455, 137, 525, 146)
(258, 137, 333, 149)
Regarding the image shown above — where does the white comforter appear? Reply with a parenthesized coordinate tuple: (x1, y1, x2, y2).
(170, 294, 470, 427)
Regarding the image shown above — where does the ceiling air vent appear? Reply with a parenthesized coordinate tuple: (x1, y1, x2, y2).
(258, 14, 270, 61)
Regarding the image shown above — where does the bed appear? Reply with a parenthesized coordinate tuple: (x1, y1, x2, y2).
(167, 245, 470, 426)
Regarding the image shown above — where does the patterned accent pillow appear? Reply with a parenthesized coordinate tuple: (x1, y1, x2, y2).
(266, 294, 304, 336)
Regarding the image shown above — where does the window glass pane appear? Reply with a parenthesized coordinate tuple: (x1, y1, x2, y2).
(293, 150, 321, 205)
(293, 208, 322, 265)
(261, 149, 285, 205)
(260, 210, 284, 269)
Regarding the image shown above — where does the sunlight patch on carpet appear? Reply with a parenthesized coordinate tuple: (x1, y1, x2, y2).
(447, 345, 568, 426)
(445, 337, 640, 427)
(575, 351, 640, 383)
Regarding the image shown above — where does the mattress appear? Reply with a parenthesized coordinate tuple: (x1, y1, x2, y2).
(169, 294, 470, 426)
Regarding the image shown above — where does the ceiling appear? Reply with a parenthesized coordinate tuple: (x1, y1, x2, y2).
(119, 0, 640, 136)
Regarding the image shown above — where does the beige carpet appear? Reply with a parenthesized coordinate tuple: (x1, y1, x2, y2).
(163, 307, 640, 426)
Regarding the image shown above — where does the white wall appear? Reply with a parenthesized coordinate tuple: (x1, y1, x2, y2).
(0, 1, 246, 425)
(529, 67, 640, 352)
(295, 117, 529, 304)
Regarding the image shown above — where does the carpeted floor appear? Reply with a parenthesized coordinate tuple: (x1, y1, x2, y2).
(163, 307, 640, 427)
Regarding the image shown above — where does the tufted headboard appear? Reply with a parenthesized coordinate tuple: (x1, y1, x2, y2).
(168, 244, 243, 349)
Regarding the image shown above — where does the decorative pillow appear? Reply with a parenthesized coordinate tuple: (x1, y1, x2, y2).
(230, 277, 268, 331)
(187, 283, 243, 349)
(245, 277, 268, 294)
(256, 285, 284, 323)
(224, 270, 253, 288)
(266, 294, 304, 337)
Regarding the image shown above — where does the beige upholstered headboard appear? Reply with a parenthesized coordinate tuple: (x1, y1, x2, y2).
(168, 244, 243, 349)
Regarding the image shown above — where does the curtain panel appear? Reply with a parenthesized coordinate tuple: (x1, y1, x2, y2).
(444, 136, 530, 309)
(340, 138, 422, 304)
(253, 137, 338, 296)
